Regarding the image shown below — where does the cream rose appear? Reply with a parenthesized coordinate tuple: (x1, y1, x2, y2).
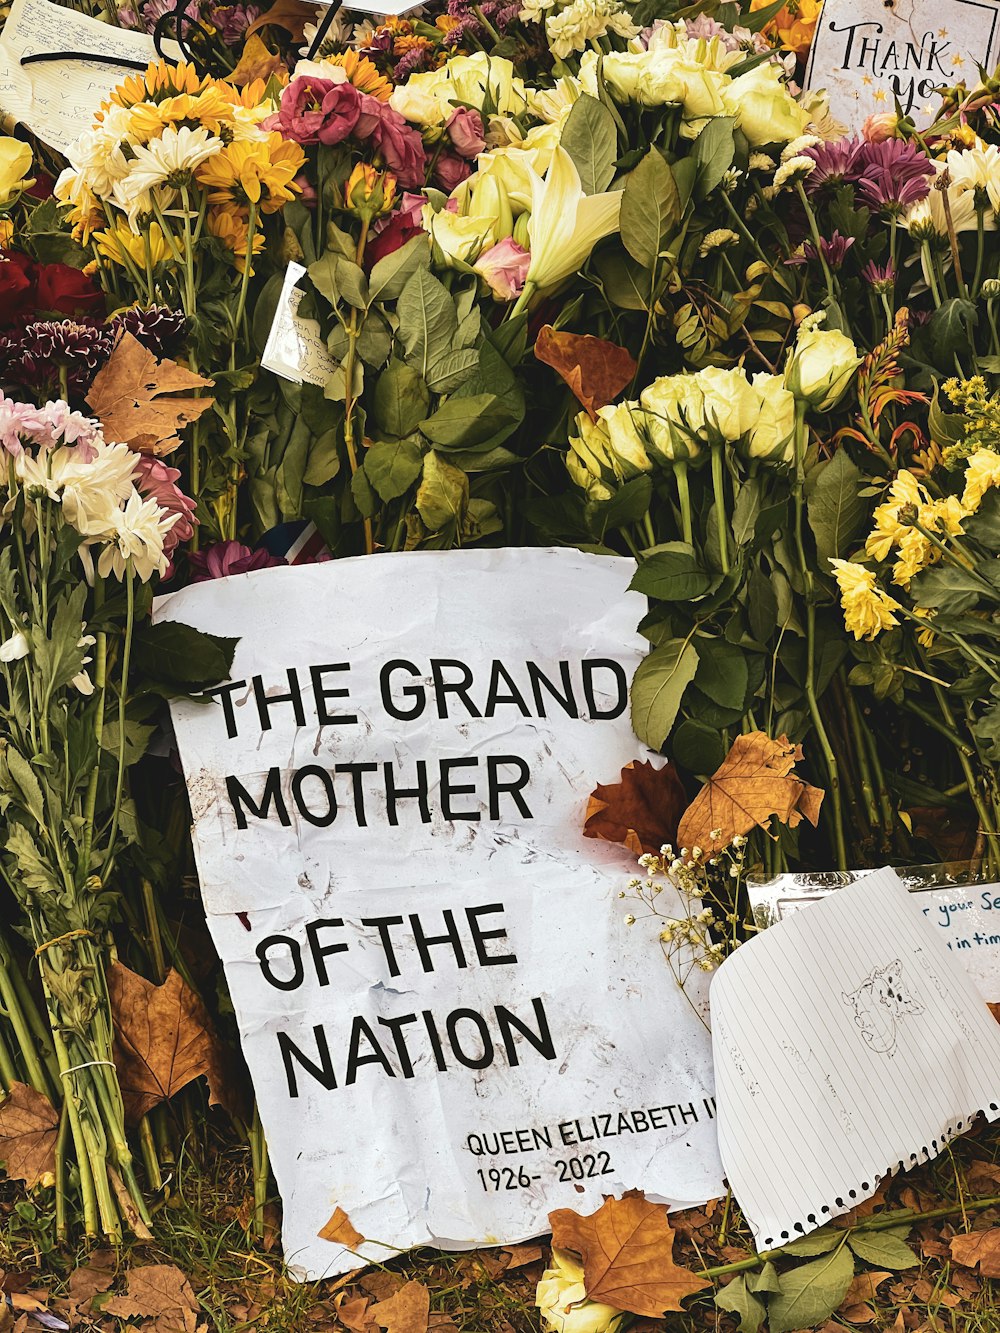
(784, 320, 862, 412)
(721, 63, 809, 146)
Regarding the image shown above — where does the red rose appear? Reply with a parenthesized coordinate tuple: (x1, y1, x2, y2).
(35, 262, 105, 317)
(0, 249, 36, 325)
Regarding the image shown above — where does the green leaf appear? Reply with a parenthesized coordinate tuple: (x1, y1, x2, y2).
(5, 822, 56, 892)
(807, 450, 866, 565)
(778, 1228, 843, 1257)
(909, 563, 985, 613)
(34, 585, 87, 699)
(302, 428, 341, 487)
(350, 465, 379, 519)
(629, 545, 712, 601)
(397, 268, 459, 384)
(928, 298, 977, 363)
(416, 452, 469, 532)
(364, 436, 425, 502)
(928, 382, 966, 448)
(620, 148, 680, 271)
(420, 393, 503, 449)
(747, 1262, 781, 1294)
(100, 718, 156, 767)
(2, 747, 46, 827)
(742, 0, 785, 29)
(715, 1276, 765, 1333)
(693, 635, 749, 709)
(847, 1230, 919, 1268)
(368, 234, 430, 304)
(308, 254, 369, 310)
(132, 622, 237, 688)
(964, 487, 1000, 546)
(630, 637, 700, 749)
(560, 93, 618, 194)
(372, 359, 431, 438)
(671, 717, 726, 775)
(767, 1246, 855, 1333)
(693, 117, 736, 201)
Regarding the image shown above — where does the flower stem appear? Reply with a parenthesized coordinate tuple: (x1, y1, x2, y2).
(674, 461, 693, 545)
(710, 446, 729, 573)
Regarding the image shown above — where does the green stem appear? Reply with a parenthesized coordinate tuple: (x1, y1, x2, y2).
(710, 446, 729, 573)
(100, 563, 134, 880)
(842, 677, 880, 838)
(674, 460, 693, 546)
(0, 936, 51, 1097)
(79, 577, 106, 881)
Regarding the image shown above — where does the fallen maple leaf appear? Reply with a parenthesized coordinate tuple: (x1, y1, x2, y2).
(0, 1082, 58, 1187)
(228, 32, 286, 85)
(104, 1264, 200, 1333)
(86, 331, 214, 456)
(549, 1191, 710, 1317)
(677, 731, 824, 855)
(370, 1280, 430, 1333)
(950, 1228, 1000, 1278)
(108, 963, 236, 1123)
(534, 326, 637, 421)
(318, 1205, 365, 1250)
(245, 0, 317, 39)
(584, 759, 687, 857)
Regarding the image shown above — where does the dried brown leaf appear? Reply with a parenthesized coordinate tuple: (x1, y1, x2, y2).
(950, 1227, 1000, 1278)
(104, 1264, 200, 1333)
(0, 1082, 58, 1187)
(500, 1244, 544, 1269)
(108, 963, 235, 1123)
(549, 1190, 710, 1317)
(245, 0, 317, 38)
(534, 326, 637, 420)
(86, 331, 214, 456)
(677, 731, 825, 854)
(319, 1206, 365, 1250)
(370, 1281, 430, 1333)
(228, 33, 286, 85)
(584, 759, 687, 857)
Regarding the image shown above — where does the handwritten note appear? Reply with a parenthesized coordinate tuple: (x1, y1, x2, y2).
(0, 0, 180, 154)
(804, 0, 1000, 129)
(261, 262, 338, 388)
(747, 867, 1000, 1002)
(712, 868, 1000, 1249)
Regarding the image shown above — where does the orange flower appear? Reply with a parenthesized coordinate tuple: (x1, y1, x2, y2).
(750, 0, 819, 56)
(207, 207, 265, 273)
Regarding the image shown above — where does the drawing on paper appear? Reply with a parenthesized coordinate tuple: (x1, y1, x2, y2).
(842, 960, 925, 1055)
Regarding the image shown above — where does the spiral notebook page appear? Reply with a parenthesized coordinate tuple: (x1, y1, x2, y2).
(711, 867, 1000, 1250)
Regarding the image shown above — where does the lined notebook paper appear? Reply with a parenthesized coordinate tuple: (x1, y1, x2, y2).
(711, 867, 1000, 1249)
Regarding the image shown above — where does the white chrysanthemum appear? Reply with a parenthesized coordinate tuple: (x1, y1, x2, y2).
(748, 152, 775, 171)
(946, 142, 1000, 213)
(526, 77, 582, 124)
(16, 439, 139, 537)
(773, 155, 815, 189)
(698, 227, 739, 256)
(545, 0, 639, 58)
(781, 133, 821, 161)
(53, 166, 99, 222)
(66, 129, 132, 198)
(97, 488, 177, 583)
(902, 164, 988, 239)
(124, 125, 223, 197)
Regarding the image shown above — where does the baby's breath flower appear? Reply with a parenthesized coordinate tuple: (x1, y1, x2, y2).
(624, 913, 636, 926)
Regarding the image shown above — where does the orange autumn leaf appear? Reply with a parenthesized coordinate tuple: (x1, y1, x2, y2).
(318, 1205, 365, 1249)
(246, 0, 317, 39)
(534, 325, 637, 421)
(86, 331, 215, 457)
(549, 1191, 710, 1317)
(950, 1228, 1000, 1278)
(677, 732, 825, 855)
(0, 1081, 58, 1187)
(228, 33, 286, 86)
(104, 1264, 200, 1333)
(370, 1280, 431, 1333)
(584, 759, 687, 857)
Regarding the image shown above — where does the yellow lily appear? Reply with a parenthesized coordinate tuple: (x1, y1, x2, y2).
(524, 146, 622, 295)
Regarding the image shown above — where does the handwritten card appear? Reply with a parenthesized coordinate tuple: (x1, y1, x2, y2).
(712, 867, 1000, 1249)
(747, 866, 1000, 1002)
(0, 0, 180, 154)
(804, 0, 1000, 129)
(261, 262, 338, 388)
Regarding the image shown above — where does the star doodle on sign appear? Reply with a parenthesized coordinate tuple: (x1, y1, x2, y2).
(938, 26, 948, 36)
(952, 52, 965, 65)
(873, 89, 888, 101)
(862, 73, 874, 84)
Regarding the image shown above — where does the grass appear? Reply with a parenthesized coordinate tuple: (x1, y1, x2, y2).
(1, 1118, 1000, 1332)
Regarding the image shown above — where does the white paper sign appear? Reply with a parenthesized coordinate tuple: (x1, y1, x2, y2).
(712, 868, 1000, 1250)
(0, 0, 180, 154)
(804, 0, 1000, 129)
(261, 262, 338, 389)
(156, 550, 724, 1280)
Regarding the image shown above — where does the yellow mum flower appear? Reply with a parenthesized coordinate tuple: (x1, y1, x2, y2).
(890, 529, 934, 587)
(962, 448, 1000, 511)
(913, 607, 936, 649)
(207, 206, 265, 273)
(321, 51, 394, 102)
(865, 469, 926, 561)
(195, 133, 304, 212)
(94, 221, 172, 268)
(127, 86, 239, 141)
(108, 60, 208, 111)
(0, 218, 12, 246)
(830, 559, 901, 640)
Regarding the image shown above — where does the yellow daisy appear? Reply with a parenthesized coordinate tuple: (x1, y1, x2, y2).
(195, 133, 304, 212)
(207, 206, 265, 273)
(93, 221, 172, 268)
(829, 559, 900, 641)
(108, 60, 208, 112)
(321, 50, 394, 102)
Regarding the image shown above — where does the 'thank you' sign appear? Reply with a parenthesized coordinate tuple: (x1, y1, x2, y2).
(155, 550, 724, 1279)
(804, 0, 1000, 129)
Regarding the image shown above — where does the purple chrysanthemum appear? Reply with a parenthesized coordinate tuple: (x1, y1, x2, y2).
(208, 2, 262, 43)
(856, 139, 935, 213)
(802, 138, 865, 194)
(787, 231, 856, 269)
(862, 259, 896, 292)
(0, 320, 114, 399)
(189, 541, 285, 582)
(111, 306, 187, 359)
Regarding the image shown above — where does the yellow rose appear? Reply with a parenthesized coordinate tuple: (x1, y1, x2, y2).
(536, 1250, 630, 1333)
(566, 406, 651, 500)
(784, 321, 861, 411)
(0, 137, 34, 207)
(422, 206, 495, 266)
(639, 374, 705, 463)
(721, 63, 809, 146)
(698, 366, 760, 442)
(746, 373, 797, 463)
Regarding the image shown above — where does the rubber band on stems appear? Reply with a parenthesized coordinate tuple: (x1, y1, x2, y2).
(34, 928, 95, 957)
(60, 1060, 116, 1078)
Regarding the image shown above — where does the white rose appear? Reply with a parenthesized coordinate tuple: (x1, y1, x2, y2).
(784, 322, 861, 412)
(536, 1251, 630, 1333)
(746, 373, 797, 462)
(721, 63, 809, 146)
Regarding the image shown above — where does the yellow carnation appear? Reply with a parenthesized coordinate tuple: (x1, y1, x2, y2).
(830, 559, 900, 640)
(961, 448, 1000, 511)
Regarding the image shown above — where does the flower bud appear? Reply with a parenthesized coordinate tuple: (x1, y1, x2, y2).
(784, 320, 862, 412)
(344, 163, 397, 220)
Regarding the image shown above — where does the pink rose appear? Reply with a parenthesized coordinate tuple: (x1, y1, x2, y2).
(473, 238, 530, 302)
(862, 112, 899, 143)
(355, 94, 427, 188)
(434, 151, 472, 192)
(445, 106, 485, 159)
(268, 77, 361, 146)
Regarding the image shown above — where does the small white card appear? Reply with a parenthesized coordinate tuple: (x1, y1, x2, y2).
(261, 262, 338, 389)
(804, 0, 1000, 129)
(713, 867, 1000, 1249)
